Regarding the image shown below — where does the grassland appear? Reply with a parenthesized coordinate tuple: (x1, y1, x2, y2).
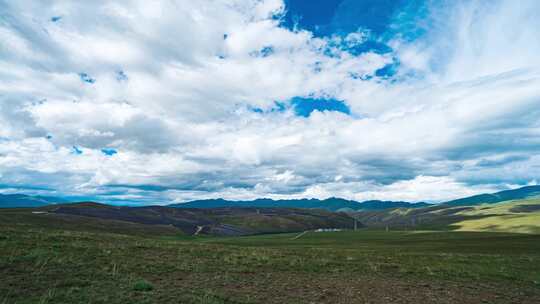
(32, 203, 356, 236)
(451, 199, 540, 233)
(355, 198, 540, 234)
(1, 208, 540, 303)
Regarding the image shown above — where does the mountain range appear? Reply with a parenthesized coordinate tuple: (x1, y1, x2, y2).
(2, 185, 540, 210)
(0, 193, 66, 208)
(169, 198, 431, 211)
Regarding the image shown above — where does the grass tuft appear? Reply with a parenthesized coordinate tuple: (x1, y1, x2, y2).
(196, 292, 228, 304)
(132, 279, 154, 292)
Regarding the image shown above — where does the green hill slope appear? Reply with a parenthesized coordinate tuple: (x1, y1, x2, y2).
(451, 199, 540, 234)
(1, 203, 356, 236)
(354, 198, 540, 234)
(443, 185, 540, 206)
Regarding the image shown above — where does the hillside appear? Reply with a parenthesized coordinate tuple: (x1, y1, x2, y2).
(443, 185, 540, 206)
(451, 199, 540, 234)
(3, 186, 540, 236)
(354, 198, 540, 234)
(170, 197, 431, 211)
(8, 202, 357, 236)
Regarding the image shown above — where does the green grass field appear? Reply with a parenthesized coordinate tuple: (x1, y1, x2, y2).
(452, 199, 540, 233)
(1, 211, 540, 304)
(355, 198, 540, 234)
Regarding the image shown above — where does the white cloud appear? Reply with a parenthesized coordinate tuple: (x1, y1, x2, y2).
(297, 175, 499, 203)
(0, 0, 539, 204)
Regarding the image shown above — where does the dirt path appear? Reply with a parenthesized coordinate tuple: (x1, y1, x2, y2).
(193, 225, 203, 236)
(292, 230, 309, 240)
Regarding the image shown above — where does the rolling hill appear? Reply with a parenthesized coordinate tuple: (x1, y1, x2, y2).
(451, 199, 540, 234)
(8, 202, 357, 236)
(3, 186, 540, 235)
(443, 185, 540, 206)
(354, 198, 540, 234)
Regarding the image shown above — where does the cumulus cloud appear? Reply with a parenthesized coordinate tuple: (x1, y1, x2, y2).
(0, 0, 539, 204)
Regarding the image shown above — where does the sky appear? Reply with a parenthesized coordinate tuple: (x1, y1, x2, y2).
(0, 0, 539, 205)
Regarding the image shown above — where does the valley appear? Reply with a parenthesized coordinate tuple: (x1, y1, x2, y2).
(1, 195, 540, 303)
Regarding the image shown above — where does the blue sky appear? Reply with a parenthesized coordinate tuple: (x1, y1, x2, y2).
(0, 0, 539, 205)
